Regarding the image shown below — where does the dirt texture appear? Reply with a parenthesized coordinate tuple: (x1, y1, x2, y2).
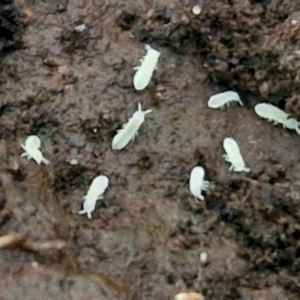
(0, 0, 22, 55)
(129, 0, 300, 116)
(0, 0, 300, 300)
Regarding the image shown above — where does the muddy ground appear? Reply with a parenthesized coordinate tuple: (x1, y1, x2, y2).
(0, 0, 300, 299)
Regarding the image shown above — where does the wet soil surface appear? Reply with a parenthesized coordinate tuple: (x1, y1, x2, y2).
(0, 0, 300, 299)
(129, 0, 300, 116)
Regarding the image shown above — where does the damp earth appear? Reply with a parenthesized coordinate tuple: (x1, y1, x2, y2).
(1, 0, 300, 299)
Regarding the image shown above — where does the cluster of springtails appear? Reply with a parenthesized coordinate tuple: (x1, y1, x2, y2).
(20, 46, 300, 218)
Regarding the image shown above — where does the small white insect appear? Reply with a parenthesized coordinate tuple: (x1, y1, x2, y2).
(208, 91, 243, 109)
(254, 103, 300, 134)
(78, 175, 109, 219)
(21, 135, 49, 165)
(254, 103, 289, 123)
(133, 44, 161, 91)
(112, 103, 152, 150)
(223, 137, 250, 172)
(189, 166, 210, 200)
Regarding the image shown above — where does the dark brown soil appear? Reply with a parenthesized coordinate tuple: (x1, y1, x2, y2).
(129, 0, 300, 115)
(0, 0, 22, 55)
(1, 0, 300, 300)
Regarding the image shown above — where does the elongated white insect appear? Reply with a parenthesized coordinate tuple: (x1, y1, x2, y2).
(254, 103, 289, 123)
(133, 44, 161, 91)
(254, 103, 300, 134)
(189, 166, 210, 200)
(208, 91, 243, 109)
(112, 103, 152, 150)
(21, 135, 49, 165)
(223, 137, 250, 172)
(79, 175, 109, 219)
